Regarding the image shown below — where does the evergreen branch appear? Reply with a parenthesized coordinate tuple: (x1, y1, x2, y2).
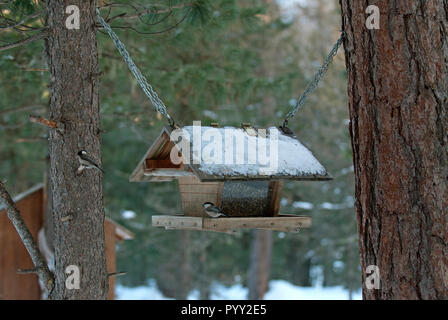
(0, 9, 45, 30)
(0, 181, 54, 294)
(11, 24, 45, 33)
(100, 1, 192, 13)
(0, 104, 46, 116)
(105, 2, 192, 23)
(0, 121, 28, 130)
(105, 5, 193, 35)
(0, 29, 48, 52)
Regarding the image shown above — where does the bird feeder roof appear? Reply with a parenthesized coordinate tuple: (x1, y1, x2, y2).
(130, 125, 332, 182)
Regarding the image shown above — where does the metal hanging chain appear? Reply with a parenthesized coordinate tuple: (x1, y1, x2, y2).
(96, 8, 175, 127)
(282, 31, 346, 128)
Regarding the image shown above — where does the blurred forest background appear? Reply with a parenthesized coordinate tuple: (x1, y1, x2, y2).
(0, 0, 359, 299)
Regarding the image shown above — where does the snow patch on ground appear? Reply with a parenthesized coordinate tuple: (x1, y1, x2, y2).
(264, 280, 361, 300)
(115, 279, 361, 300)
(116, 280, 173, 300)
(293, 201, 314, 210)
(121, 210, 136, 219)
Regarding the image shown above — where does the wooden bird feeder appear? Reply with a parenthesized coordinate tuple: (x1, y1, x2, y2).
(130, 125, 332, 233)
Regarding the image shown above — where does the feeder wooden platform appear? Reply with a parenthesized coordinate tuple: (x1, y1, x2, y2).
(152, 214, 311, 233)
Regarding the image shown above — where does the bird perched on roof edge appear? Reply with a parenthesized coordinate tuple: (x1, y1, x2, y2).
(77, 150, 104, 174)
(202, 202, 226, 218)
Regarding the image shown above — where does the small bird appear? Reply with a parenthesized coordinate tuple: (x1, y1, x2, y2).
(202, 202, 227, 218)
(77, 150, 104, 174)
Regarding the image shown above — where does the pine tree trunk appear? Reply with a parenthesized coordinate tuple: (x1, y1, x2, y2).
(176, 230, 191, 299)
(47, 0, 108, 299)
(287, 238, 311, 287)
(248, 230, 272, 300)
(340, 0, 448, 299)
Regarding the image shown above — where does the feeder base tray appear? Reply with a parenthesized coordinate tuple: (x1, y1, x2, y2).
(152, 214, 311, 233)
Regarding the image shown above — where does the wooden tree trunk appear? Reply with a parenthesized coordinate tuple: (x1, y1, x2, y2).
(176, 230, 191, 300)
(340, 0, 448, 299)
(248, 230, 272, 300)
(47, 0, 108, 299)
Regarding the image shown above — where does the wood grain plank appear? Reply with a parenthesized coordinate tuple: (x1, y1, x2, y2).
(203, 215, 310, 232)
(151, 214, 311, 233)
(153, 215, 203, 229)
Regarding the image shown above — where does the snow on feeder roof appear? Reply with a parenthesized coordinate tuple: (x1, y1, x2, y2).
(130, 125, 331, 182)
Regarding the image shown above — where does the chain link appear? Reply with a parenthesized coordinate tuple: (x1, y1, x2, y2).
(96, 8, 174, 126)
(283, 32, 346, 127)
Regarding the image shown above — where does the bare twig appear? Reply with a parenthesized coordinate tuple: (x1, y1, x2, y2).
(0, 121, 28, 130)
(15, 136, 47, 143)
(0, 10, 44, 29)
(100, 2, 191, 14)
(106, 6, 192, 35)
(0, 181, 54, 293)
(21, 68, 49, 72)
(0, 29, 48, 52)
(97, 2, 193, 35)
(10, 25, 46, 34)
(29, 115, 60, 129)
(107, 271, 127, 278)
(100, 52, 122, 60)
(0, 104, 46, 116)
(105, 2, 191, 23)
(17, 267, 39, 274)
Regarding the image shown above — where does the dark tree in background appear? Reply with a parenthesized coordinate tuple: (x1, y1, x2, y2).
(248, 230, 272, 299)
(47, 0, 107, 299)
(340, 0, 448, 299)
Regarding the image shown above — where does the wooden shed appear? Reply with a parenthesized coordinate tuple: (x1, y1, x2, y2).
(0, 184, 133, 300)
(130, 125, 332, 233)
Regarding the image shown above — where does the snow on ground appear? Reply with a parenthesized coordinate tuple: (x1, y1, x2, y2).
(116, 279, 172, 300)
(264, 281, 361, 300)
(115, 279, 361, 300)
(121, 210, 136, 219)
(293, 201, 314, 210)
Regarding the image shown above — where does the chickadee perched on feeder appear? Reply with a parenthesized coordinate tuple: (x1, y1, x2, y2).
(77, 150, 104, 174)
(202, 202, 227, 218)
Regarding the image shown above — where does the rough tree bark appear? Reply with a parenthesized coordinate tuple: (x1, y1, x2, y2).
(340, 0, 448, 299)
(248, 230, 272, 299)
(47, 0, 108, 299)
